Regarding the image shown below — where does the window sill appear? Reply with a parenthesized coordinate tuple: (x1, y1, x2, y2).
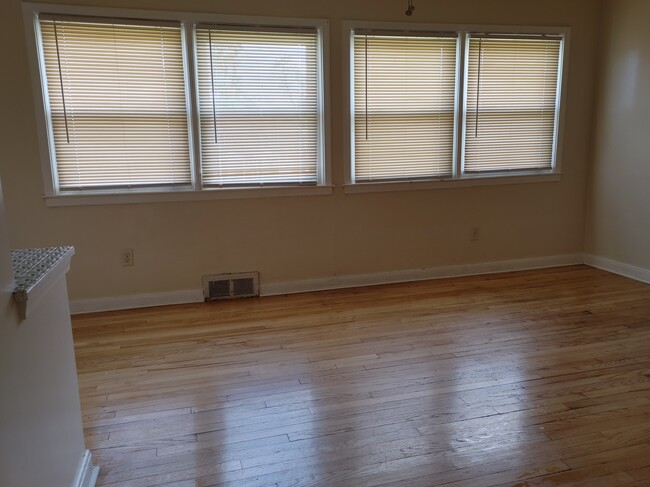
(343, 172, 561, 194)
(44, 185, 334, 207)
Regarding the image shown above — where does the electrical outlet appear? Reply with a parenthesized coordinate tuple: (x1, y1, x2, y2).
(470, 227, 480, 242)
(121, 248, 134, 266)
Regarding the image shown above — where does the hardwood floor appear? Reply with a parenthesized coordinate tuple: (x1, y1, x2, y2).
(71, 265, 650, 487)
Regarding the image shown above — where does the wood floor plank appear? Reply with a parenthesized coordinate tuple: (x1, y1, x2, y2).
(72, 265, 650, 486)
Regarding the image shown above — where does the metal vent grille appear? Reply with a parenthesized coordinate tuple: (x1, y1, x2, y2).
(233, 278, 255, 296)
(202, 272, 259, 301)
(208, 280, 230, 299)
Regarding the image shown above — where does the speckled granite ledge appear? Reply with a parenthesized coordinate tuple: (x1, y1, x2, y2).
(12, 246, 75, 319)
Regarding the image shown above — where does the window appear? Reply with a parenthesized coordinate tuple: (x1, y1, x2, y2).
(195, 26, 321, 186)
(24, 5, 329, 203)
(39, 16, 191, 190)
(352, 32, 458, 182)
(463, 35, 563, 173)
(346, 23, 567, 188)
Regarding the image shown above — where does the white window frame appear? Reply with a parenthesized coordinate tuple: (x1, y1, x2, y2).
(22, 3, 332, 206)
(343, 21, 570, 194)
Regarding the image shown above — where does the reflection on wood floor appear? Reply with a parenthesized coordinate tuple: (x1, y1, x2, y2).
(72, 265, 650, 486)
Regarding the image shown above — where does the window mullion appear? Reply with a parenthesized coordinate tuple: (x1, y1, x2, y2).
(34, 15, 60, 195)
(459, 31, 471, 178)
(182, 21, 202, 190)
(453, 31, 465, 179)
(348, 28, 356, 185)
(551, 37, 565, 172)
(316, 27, 325, 185)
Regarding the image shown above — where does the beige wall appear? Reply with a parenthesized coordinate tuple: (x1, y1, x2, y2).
(0, 179, 87, 487)
(585, 0, 650, 270)
(0, 0, 601, 301)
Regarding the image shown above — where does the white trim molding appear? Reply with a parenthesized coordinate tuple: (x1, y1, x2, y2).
(71, 289, 204, 314)
(344, 173, 561, 194)
(45, 185, 334, 207)
(261, 254, 584, 296)
(73, 450, 99, 487)
(584, 254, 650, 285)
(70, 254, 583, 314)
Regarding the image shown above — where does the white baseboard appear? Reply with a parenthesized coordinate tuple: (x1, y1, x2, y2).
(71, 289, 204, 314)
(584, 254, 650, 284)
(261, 254, 584, 296)
(73, 450, 99, 487)
(70, 254, 583, 314)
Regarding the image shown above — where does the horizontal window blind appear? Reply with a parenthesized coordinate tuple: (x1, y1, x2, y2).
(195, 26, 319, 186)
(39, 16, 191, 190)
(464, 35, 562, 173)
(353, 33, 457, 182)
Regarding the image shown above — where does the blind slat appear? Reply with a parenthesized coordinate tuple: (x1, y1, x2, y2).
(40, 17, 191, 190)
